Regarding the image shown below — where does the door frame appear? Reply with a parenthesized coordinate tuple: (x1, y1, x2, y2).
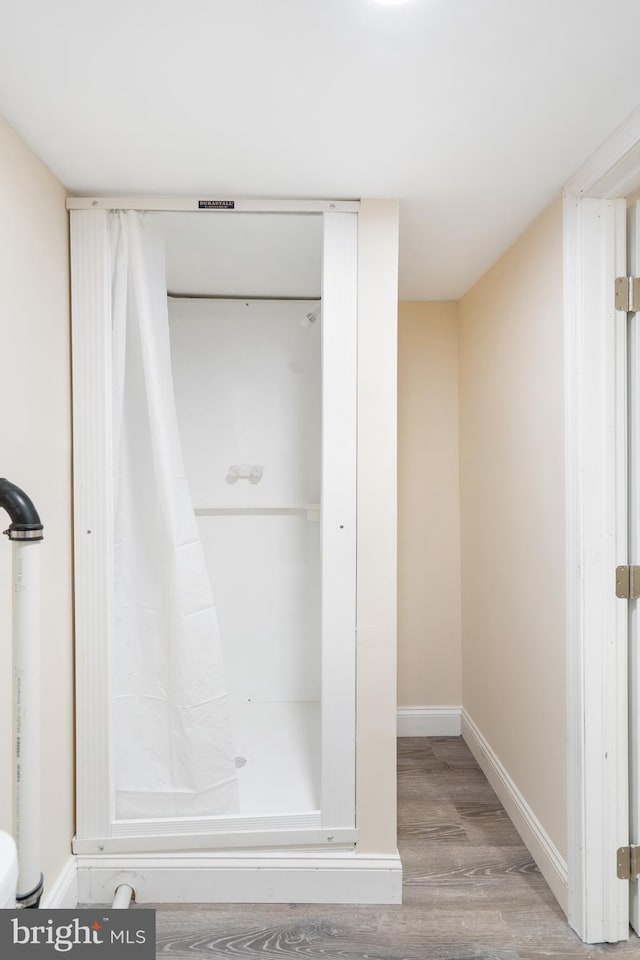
(69, 199, 359, 853)
(564, 106, 640, 943)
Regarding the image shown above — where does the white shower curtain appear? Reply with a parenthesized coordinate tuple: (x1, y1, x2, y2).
(111, 210, 239, 819)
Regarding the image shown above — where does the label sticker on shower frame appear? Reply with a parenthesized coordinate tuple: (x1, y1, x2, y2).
(1, 910, 156, 958)
(198, 200, 235, 210)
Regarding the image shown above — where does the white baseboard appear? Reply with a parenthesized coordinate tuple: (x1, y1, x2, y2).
(397, 706, 461, 737)
(76, 852, 402, 905)
(461, 709, 568, 915)
(41, 855, 78, 908)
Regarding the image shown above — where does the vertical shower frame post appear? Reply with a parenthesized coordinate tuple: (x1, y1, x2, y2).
(320, 212, 357, 831)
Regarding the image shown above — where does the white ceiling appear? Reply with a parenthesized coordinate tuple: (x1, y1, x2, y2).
(1, 0, 640, 299)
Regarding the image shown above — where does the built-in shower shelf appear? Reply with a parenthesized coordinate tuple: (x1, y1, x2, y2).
(195, 503, 321, 521)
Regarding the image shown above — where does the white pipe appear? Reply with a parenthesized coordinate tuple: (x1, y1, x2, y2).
(13, 539, 42, 902)
(112, 884, 134, 909)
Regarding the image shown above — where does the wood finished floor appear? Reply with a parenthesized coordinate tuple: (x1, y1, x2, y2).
(133, 738, 640, 957)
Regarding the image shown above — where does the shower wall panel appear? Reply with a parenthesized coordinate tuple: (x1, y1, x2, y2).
(169, 298, 321, 706)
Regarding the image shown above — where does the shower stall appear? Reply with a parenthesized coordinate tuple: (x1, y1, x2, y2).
(69, 197, 400, 904)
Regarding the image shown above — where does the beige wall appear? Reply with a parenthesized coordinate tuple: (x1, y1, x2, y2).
(398, 302, 461, 706)
(0, 117, 74, 891)
(458, 198, 566, 858)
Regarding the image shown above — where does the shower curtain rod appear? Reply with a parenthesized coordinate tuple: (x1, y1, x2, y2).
(167, 292, 321, 302)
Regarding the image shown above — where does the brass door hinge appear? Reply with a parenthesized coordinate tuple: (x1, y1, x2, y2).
(617, 845, 640, 880)
(615, 276, 640, 311)
(615, 565, 640, 599)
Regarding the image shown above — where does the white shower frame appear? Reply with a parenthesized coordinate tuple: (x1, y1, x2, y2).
(68, 197, 360, 856)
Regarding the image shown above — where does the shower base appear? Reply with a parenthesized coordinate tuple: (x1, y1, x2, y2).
(73, 696, 356, 860)
(229, 701, 320, 815)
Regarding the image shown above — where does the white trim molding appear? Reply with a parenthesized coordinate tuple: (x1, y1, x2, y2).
(73, 827, 357, 856)
(563, 190, 631, 943)
(397, 706, 461, 737)
(565, 105, 640, 199)
(462, 711, 568, 915)
(76, 852, 402, 905)
(41, 856, 78, 909)
(66, 197, 360, 213)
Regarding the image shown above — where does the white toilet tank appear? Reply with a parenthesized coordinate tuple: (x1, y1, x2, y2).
(0, 831, 18, 908)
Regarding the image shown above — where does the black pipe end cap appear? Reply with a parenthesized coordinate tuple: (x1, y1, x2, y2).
(0, 479, 43, 538)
